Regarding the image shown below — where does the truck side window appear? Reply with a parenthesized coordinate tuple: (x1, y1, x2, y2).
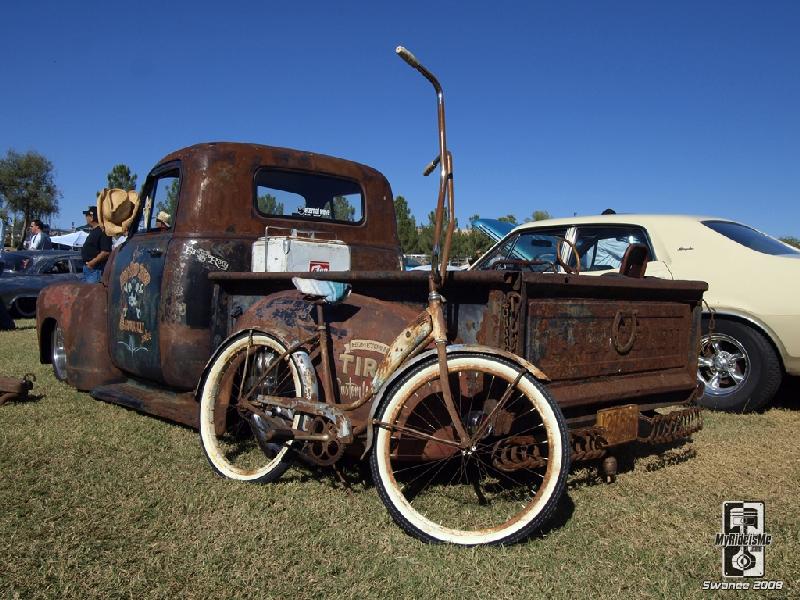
(255, 169, 363, 224)
(136, 168, 180, 234)
(575, 226, 652, 271)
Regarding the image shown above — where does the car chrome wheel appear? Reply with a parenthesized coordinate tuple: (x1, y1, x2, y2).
(52, 324, 68, 381)
(698, 333, 749, 396)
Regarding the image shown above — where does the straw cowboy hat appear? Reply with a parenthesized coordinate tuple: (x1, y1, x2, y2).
(97, 188, 140, 236)
(156, 211, 171, 228)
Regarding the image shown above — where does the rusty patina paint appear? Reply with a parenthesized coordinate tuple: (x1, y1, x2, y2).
(234, 289, 422, 428)
(37, 282, 125, 391)
(35, 139, 707, 449)
(156, 143, 401, 270)
(213, 269, 705, 434)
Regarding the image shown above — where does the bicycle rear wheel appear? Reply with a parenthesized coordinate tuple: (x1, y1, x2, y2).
(199, 332, 304, 483)
(370, 352, 569, 546)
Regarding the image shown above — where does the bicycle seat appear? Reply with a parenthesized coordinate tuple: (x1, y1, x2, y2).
(291, 277, 352, 304)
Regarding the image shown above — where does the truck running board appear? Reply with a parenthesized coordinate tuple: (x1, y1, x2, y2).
(91, 382, 199, 429)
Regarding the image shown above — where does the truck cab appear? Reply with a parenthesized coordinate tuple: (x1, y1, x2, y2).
(37, 143, 401, 396)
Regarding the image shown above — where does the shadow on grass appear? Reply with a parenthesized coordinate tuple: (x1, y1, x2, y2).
(567, 438, 699, 488)
(280, 452, 579, 542)
(281, 454, 374, 493)
(537, 491, 576, 537)
(0, 392, 45, 406)
(772, 375, 799, 410)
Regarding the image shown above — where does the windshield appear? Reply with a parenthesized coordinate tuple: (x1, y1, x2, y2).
(702, 221, 800, 256)
(473, 227, 569, 271)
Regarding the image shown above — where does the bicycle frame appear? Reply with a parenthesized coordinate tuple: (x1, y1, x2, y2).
(232, 47, 474, 451)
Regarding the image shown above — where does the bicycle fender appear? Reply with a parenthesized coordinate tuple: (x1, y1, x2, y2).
(361, 344, 549, 459)
(194, 327, 318, 402)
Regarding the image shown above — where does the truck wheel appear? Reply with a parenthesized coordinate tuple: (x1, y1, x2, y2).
(370, 352, 569, 546)
(51, 323, 68, 382)
(199, 332, 305, 483)
(697, 319, 781, 413)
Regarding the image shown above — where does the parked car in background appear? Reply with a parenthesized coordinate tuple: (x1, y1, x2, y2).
(0, 250, 83, 318)
(472, 214, 800, 413)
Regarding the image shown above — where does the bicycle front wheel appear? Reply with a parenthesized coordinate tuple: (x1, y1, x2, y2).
(370, 352, 569, 546)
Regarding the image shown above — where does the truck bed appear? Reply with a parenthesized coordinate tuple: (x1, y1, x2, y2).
(210, 269, 707, 423)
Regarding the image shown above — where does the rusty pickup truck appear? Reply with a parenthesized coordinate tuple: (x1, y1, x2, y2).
(36, 47, 704, 545)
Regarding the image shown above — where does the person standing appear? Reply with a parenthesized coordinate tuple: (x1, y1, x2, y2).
(81, 206, 112, 283)
(29, 219, 53, 250)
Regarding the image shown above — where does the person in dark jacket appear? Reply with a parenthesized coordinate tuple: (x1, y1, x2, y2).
(81, 206, 112, 283)
(29, 219, 53, 250)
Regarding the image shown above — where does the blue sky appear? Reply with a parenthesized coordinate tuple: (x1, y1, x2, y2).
(1, 1, 798, 237)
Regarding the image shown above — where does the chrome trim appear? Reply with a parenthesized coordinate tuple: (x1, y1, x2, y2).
(703, 308, 788, 364)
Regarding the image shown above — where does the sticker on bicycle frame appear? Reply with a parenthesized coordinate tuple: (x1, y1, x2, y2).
(338, 339, 389, 401)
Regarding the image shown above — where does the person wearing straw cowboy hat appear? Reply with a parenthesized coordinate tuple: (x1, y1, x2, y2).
(81, 205, 112, 283)
(156, 211, 171, 231)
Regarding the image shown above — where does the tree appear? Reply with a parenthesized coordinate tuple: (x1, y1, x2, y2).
(0, 149, 60, 248)
(527, 210, 551, 222)
(498, 214, 517, 225)
(332, 196, 356, 222)
(155, 179, 180, 217)
(456, 214, 495, 262)
(394, 196, 418, 254)
(257, 193, 284, 215)
(106, 164, 138, 191)
(780, 236, 800, 249)
(416, 209, 462, 257)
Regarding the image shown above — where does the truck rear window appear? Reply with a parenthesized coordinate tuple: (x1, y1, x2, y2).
(255, 169, 363, 224)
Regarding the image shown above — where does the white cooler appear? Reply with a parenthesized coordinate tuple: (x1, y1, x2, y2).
(252, 229, 351, 272)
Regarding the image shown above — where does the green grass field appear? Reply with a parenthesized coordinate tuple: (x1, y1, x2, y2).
(1, 320, 798, 599)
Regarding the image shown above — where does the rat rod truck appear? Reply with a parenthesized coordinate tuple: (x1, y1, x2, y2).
(37, 47, 704, 546)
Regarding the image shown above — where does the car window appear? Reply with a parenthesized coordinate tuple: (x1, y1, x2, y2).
(574, 225, 652, 272)
(70, 258, 83, 273)
(49, 258, 71, 274)
(702, 220, 800, 256)
(473, 227, 569, 271)
(255, 169, 364, 224)
(1, 254, 32, 272)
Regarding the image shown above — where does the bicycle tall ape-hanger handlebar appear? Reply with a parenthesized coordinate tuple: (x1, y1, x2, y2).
(394, 46, 471, 447)
(396, 46, 456, 293)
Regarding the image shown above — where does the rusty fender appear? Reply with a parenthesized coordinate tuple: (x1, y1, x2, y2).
(361, 344, 549, 458)
(194, 328, 318, 403)
(37, 281, 125, 390)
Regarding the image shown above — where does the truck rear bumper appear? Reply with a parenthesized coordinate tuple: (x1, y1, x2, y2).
(569, 382, 704, 463)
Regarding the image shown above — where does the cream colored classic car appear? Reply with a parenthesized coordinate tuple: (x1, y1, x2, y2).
(472, 214, 800, 412)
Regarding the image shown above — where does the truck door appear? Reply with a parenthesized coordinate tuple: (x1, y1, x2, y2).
(108, 164, 179, 383)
